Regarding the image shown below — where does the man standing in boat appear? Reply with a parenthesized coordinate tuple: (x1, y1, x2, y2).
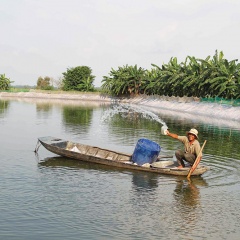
(166, 128, 202, 168)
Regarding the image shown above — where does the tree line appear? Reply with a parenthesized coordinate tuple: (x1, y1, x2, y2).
(102, 50, 240, 99)
(1, 50, 240, 99)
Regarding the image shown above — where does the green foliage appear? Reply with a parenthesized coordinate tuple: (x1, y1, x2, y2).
(101, 51, 240, 99)
(101, 65, 146, 96)
(37, 76, 54, 90)
(62, 66, 95, 91)
(0, 74, 13, 90)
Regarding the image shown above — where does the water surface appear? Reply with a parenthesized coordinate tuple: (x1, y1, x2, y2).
(0, 97, 240, 240)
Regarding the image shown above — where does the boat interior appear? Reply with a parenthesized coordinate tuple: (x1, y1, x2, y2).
(65, 141, 131, 162)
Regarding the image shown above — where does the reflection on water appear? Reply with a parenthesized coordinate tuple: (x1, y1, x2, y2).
(0, 99, 10, 117)
(63, 106, 93, 125)
(38, 155, 138, 176)
(36, 103, 53, 113)
(174, 179, 202, 208)
(36, 103, 53, 119)
(62, 106, 93, 135)
(171, 178, 210, 238)
(132, 172, 158, 191)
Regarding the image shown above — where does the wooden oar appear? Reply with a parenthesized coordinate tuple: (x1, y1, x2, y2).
(187, 140, 207, 180)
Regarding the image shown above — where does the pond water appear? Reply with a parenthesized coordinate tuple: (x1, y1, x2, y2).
(0, 97, 240, 240)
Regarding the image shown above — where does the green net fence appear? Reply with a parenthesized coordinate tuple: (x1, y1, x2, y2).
(201, 97, 240, 106)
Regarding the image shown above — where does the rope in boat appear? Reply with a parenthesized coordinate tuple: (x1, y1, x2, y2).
(34, 140, 41, 153)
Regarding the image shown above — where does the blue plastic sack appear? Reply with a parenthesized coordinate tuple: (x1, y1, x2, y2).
(132, 138, 161, 165)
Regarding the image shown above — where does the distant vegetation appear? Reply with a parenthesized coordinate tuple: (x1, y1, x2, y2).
(102, 50, 240, 99)
(62, 66, 95, 92)
(37, 76, 54, 90)
(1, 50, 240, 99)
(102, 65, 145, 96)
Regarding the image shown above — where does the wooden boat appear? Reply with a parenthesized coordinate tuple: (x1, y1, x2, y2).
(37, 136, 210, 176)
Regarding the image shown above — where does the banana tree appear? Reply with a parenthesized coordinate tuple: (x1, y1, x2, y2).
(101, 50, 240, 99)
(101, 65, 146, 96)
(0, 74, 13, 90)
(76, 76, 95, 92)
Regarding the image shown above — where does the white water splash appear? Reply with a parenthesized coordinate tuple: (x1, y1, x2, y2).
(101, 104, 168, 127)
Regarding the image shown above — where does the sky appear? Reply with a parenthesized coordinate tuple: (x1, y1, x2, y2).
(1, 0, 240, 87)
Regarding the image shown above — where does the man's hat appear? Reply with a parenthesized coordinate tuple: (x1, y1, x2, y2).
(187, 128, 199, 139)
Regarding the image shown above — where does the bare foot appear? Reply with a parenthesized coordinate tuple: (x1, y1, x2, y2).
(177, 165, 184, 169)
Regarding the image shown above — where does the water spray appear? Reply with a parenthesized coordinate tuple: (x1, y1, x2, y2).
(101, 104, 168, 129)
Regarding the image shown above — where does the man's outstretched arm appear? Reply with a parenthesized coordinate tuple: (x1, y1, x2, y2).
(166, 130, 179, 139)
